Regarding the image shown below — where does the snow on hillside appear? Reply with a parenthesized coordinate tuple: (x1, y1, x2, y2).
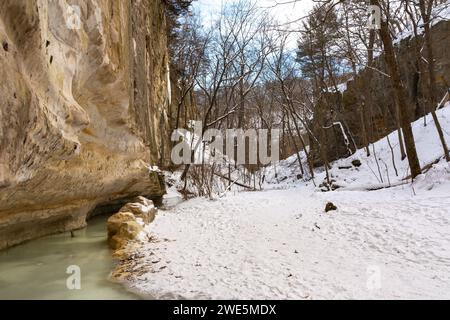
(394, 1, 450, 45)
(264, 103, 450, 191)
(114, 104, 450, 299)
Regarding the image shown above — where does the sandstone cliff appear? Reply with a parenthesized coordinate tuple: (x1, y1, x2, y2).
(0, 0, 172, 249)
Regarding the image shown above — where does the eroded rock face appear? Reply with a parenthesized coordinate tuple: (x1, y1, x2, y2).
(0, 0, 170, 249)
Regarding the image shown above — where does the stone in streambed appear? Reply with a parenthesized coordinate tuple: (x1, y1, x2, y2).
(107, 196, 157, 250)
(119, 196, 157, 224)
(108, 221, 144, 250)
(107, 212, 136, 238)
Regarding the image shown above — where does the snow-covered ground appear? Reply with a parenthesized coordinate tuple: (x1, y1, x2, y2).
(115, 105, 450, 299)
(264, 103, 450, 191)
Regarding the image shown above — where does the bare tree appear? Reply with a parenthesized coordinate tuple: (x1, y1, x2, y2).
(373, 0, 422, 179)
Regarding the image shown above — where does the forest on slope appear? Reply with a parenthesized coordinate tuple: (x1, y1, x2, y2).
(168, 0, 450, 197)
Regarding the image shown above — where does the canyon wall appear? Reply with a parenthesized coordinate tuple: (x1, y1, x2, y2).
(310, 20, 450, 165)
(0, 0, 172, 249)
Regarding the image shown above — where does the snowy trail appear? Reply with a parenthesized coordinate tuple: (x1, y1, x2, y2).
(115, 106, 450, 299)
(116, 176, 450, 299)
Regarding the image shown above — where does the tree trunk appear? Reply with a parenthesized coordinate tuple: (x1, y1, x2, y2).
(375, 3, 422, 178)
(359, 105, 370, 156)
(287, 117, 304, 177)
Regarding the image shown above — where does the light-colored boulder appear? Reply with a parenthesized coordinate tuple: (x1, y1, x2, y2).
(119, 197, 157, 224)
(107, 211, 136, 238)
(108, 221, 144, 250)
(107, 196, 157, 250)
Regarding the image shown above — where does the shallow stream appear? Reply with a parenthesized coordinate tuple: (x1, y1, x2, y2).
(0, 215, 138, 300)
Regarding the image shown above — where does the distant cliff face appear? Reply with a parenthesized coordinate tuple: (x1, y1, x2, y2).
(0, 0, 171, 249)
(310, 20, 450, 165)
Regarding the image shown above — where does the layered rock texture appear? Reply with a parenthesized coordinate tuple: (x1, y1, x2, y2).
(310, 20, 450, 164)
(107, 196, 156, 251)
(0, 0, 172, 249)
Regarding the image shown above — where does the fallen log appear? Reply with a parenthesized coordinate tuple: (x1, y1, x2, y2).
(402, 156, 443, 181)
(213, 172, 255, 190)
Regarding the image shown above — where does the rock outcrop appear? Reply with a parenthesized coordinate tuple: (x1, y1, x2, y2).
(0, 0, 172, 249)
(310, 20, 450, 165)
(107, 196, 157, 251)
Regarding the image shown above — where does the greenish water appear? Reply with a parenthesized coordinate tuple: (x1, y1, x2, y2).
(0, 215, 139, 300)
